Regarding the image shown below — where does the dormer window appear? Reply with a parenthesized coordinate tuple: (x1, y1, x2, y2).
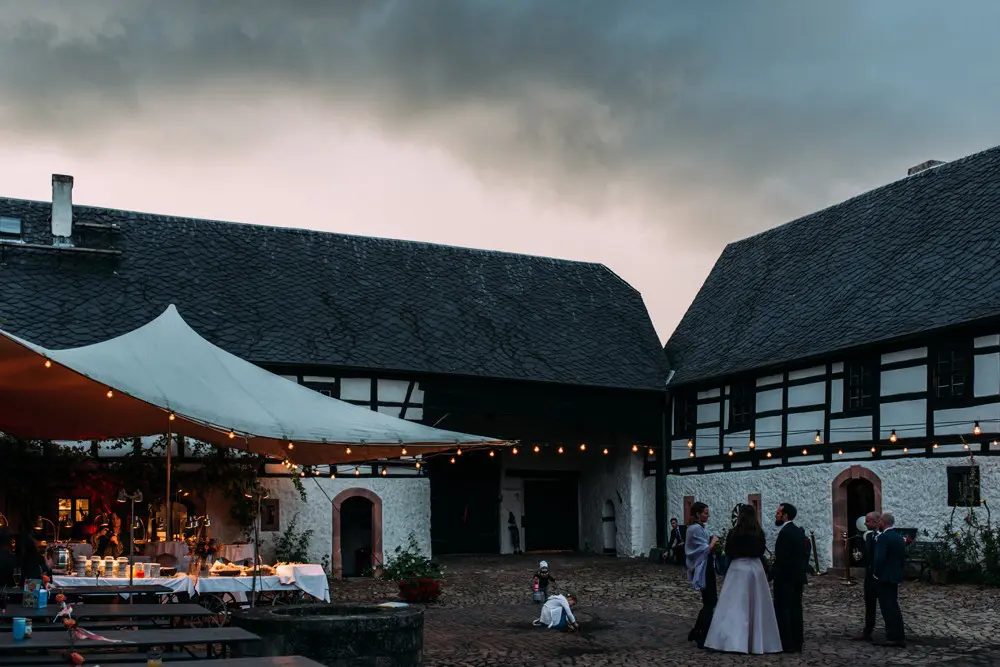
(0, 216, 22, 241)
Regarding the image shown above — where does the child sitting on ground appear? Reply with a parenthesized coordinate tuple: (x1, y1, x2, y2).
(533, 560, 556, 600)
(533, 592, 579, 632)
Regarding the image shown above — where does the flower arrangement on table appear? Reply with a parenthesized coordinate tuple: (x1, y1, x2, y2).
(187, 536, 221, 559)
(55, 591, 131, 646)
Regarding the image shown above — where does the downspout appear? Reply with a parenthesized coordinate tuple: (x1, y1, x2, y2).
(655, 370, 676, 550)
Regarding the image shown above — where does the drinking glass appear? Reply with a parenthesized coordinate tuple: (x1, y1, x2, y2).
(147, 650, 163, 667)
(12, 568, 21, 588)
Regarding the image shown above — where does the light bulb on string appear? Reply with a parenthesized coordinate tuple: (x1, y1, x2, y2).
(801, 448, 808, 455)
(354, 467, 360, 476)
(748, 440, 755, 450)
(933, 442, 939, 448)
(871, 446, 877, 453)
(964, 443, 970, 450)
(603, 448, 609, 455)
(903, 447, 908, 453)
(456, 448, 462, 456)
(766, 451, 772, 459)
(533, 445, 540, 454)
(557, 446, 564, 454)
(580, 444, 587, 452)
(168, 412, 176, 421)
(489, 450, 495, 457)
(815, 431, 822, 444)
(44, 359, 52, 368)
(228, 430, 235, 439)
(287, 442, 294, 450)
(889, 430, 897, 443)
(106, 389, 114, 399)
(688, 451, 695, 458)
(415, 462, 422, 470)
(974, 421, 982, 436)
(401, 447, 408, 456)
(687, 440, 694, 449)
(512, 447, 519, 455)
(381, 467, 387, 476)
(727, 448, 734, 456)
(632, 444, 639, 453)
(837, 449, 843, 456)
(346, 447, 352, 455)
(450, 457, 456, 464)
(330, 470, 336, 479)
(648, 448, 655, 456)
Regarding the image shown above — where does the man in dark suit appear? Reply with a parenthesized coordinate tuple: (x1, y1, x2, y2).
(771, 502, 810, 653)
(666, 518, 686, 565)
(851, 511, 882, 641)
(872, 512, 906, 647)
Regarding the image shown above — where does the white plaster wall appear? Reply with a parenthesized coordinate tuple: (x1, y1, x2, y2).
(668, 457, 1000, 571)
(209, 477, 431, 566)
(578, 452, 649, 557)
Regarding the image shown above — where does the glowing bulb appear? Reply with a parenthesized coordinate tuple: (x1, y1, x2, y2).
(903, 447, 908, 453)
(489, 450, 495, 457)
(688, 451, 695, 458)
(557, 446, 564, 454)
(287, 442, 294, 450)
(228, 430, 235, 439)
(974, 421, 982, 435)
(837, 449, 843, 456)
(748, 440, 755, 449)
(964, 443, 970, 450)
(871, 447, 876, 453)
(632, 444, 639, 453)
(815, 431, 821, 444)
(168, 412, 176, 421)
(381, 467, 387, 476)
(346, 447, 352, 455)
(415, 462, 422, 469)
(580, 444, 587, 451)
(727, 448, 734, 456)
(603, 448, 609, 455)
(401, 447, 408, 456)
(933, 442, 939, 448)
(354, 467, 359, 476)
(889, 430, 897, 443)
(801, 448, 808, 455)
(330, 471, 336, 479)
(450, 457, 456, 464)
(457, 448, 463, 456)
(766, 451, 772, 459)
(44, 359, 51, 368)
(648, 448, 655, 456)
(512, 447, 519, 455)
(687, 440, 694, 449)
(106, 389, 114, 398)
(533, 445, 540, 453)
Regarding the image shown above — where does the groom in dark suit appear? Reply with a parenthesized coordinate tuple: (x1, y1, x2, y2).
(770, 502, 810, 653)
(873, 512, 906, 647)
(851, 511, 882, 641)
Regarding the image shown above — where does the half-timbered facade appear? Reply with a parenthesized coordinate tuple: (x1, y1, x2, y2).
(662, 147, 1000, 570)
(0, 177, 669, 570)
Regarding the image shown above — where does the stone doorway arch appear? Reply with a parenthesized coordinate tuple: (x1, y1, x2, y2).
(831, 466, 882, 570)
(332, 488, 383, 580)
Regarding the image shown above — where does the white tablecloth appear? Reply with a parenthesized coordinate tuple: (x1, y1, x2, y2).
(276, 564, 331, 603)
(145, 541, 188, 559)
(52, 574, 195, 597)
(219, 544, 255, 563)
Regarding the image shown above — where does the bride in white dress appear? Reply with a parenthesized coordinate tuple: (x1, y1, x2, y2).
(704, 505, 783, 654)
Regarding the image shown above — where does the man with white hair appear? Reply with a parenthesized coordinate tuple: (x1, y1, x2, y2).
(872, 512, 906, 647)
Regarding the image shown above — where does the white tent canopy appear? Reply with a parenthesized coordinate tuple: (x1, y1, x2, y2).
(0, 305, 506, 465)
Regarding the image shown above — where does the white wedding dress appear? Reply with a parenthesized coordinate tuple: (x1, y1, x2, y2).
(704, 557, 783, 654)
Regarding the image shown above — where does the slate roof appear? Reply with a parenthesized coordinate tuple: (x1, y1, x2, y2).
(666, 144, 1000, 386)
(0, 197, 668, 392)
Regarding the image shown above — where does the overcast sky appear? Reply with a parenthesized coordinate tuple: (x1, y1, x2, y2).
(1, 1, 998, 342)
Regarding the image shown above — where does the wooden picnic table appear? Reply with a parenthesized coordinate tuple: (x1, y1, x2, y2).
(0, 626, 259, 657)
(113, 658, 325, 667)
(0, 603, 212, 621)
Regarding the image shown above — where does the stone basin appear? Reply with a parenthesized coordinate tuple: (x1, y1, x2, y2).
(232, 603, 424, 667)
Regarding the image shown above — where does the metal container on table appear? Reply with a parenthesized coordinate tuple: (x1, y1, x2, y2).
(51, 544, 73, 573)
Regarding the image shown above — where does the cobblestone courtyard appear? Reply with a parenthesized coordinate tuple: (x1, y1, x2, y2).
(330, 554, 1000, 666)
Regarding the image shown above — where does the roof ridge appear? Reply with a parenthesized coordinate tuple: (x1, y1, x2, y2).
(726, 142, 1000, 249)
(0, 195, 612, 271)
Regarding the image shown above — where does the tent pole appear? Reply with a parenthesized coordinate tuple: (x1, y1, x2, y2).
(166, 425, 173, 546)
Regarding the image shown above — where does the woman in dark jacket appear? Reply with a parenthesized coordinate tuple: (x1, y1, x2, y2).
(17, 534, 51, 582)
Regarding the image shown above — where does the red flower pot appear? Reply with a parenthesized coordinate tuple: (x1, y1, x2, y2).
(398, 577, 442, 603)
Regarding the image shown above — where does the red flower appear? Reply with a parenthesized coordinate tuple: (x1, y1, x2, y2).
(63, 618, 76, 629)
(69, 652, 85, 665)
(55, 593, 66, 603)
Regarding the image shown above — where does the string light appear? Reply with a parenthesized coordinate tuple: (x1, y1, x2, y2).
(933, 442, 939, 448)
(381, 467, 388, 476)
(457, 448, 463, 456)
(228, 430, 235, 439)
(748, 440, 755, 449)
(871, 446, 877, 453)
(168, 412, 176, 421)
(814, 431, 822, 444)
(44, 359, 52, 368)
(287, 442, 294, 450)
(346, 447, 352, 455)
(766, 451, 772, 459)
(580, 444, 587, 452)
(330, 470, 336, 479)
(837, 449, 843, 456)
(889, 430, 897, 443)
(648, 448, 655, 456)
(489, 450, 495, 457)
(512, 447, 519, 455)
(687, 439, 694, 449)
(632, 444, 639, 453)
(974, 421, 982, 436)
(354, 467, 360, 476)
(533, 445, 540, 453)
(106, 389, 114, 399)
(801, 448, 808, 455)
(689, 451, 695, 458)
(557, 446, 564, 454)
(603, 448, 609, 455)
(903, 447, 908, 453)
(300, 470, 306, 477)
(415, 462, 422, 470)
(450, 457, 456, 464)
(727, 448, 734, 456)
(401, 447, 408, 456)
(964, 443, 970, 450)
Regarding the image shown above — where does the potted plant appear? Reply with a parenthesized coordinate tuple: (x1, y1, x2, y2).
(381, 533, 444, 603)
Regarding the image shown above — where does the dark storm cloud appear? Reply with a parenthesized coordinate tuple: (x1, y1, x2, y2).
(1, 0, 999, 242)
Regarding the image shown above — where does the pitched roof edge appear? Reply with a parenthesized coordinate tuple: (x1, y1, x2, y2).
(0, 195, 612, 271)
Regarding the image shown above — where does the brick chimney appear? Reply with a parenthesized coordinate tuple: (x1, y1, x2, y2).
(51, 174, 74, 247)
(907, 160, 945, 176)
